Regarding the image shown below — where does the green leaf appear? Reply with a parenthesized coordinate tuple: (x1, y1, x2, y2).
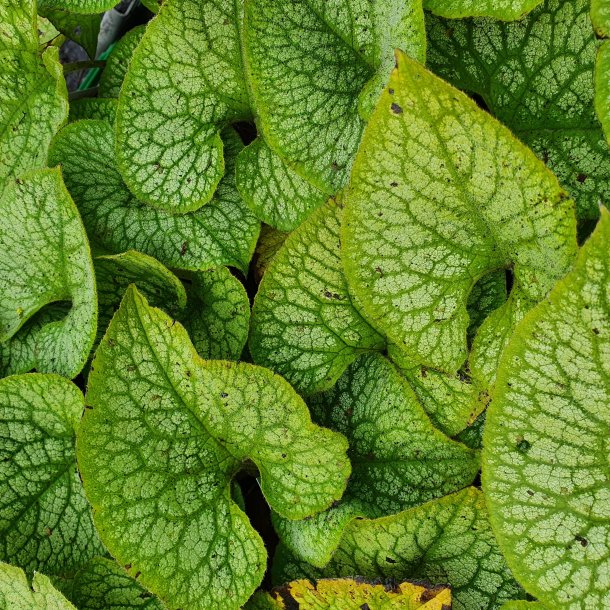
(179, 267, 250, 361)
(77, 286, 350, 610)
(243, 0, 426, 192)
(0, 168, 97, 378)
(115, 0, 250, 213)
(250, 198, 385, 396)
(274, 353, 479, 567)
(0, 374, 104, 576)
(252, 225, 289, 284)
(98, 25, 145, 98)
(273, 488, 524, 610)
(500, 603, 546, 610)
(236, 138, 327, 231)
(68, 98, 117, 123)
(0, 0, 68, 195)
(0, 562, 76, 609)
(593, 0, 610, 149)
(48, 120, 260, 273)
(342, 51, 577, 379)
(427, 0, 610, 222)
(39, 8, 101, 58)
(423, 0, 543, 19)
(248, 578, 452, 609)
(483, 209, 610, 609)
(38, 0, 118, 16)
(65, 557, 165, 610)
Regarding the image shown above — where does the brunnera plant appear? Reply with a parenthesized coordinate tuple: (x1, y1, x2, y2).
(0, 0, 608, 608)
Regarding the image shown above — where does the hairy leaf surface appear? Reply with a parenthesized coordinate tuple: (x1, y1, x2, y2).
(48, 120, 260, 273)
(0, 375, 103, 576)
(483, 210, 610, 609)
(274, 353, 479, 567)
(77, 287, 350, 610)
(0, 169, 97, 378)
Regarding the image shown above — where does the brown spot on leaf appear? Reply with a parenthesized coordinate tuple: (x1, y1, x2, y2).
(391, 102, 403, 114)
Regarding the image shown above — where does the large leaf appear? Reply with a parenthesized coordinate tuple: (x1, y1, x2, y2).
(77, 286, 350, 610)
(423, 0, 543, 19)
(48, 120, 260, 273)
(250, 198, 385, 396)
(115, 0, 250, 213)
(243, 0, 426, 192)
(273, 488, 524, 610)
(342, 51, 577, 380)
(483, 209, 610, 609)
(273, 353, 479, 567)
(427, 0, 610, 221)
(0, 375, 103, 576)
(63, 557, 164, 610)
(0, 0, 68, 195)
(594, 0, 610, 147)
(0, 169, 97, 378)
(248, 579, 451, 609)
(0, 562, 76, 609)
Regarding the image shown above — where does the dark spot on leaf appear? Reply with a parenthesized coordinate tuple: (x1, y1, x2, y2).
(516, 438, 531, 453)
(575, 535, 588, 547)
(391, 102, 403, 114)
(390, 181, 398, 187)
(44, 527, 52, 536)
(385, 556, 396, 563)
(577, 173, 587, 183)
(220, 392, 228, 398)
(388, 88, 394, 94)
(374, 266, 383, 275)
(180, 241, 188, 256)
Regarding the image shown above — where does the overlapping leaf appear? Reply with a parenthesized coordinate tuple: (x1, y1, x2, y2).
(243, 0, 426, 192)
(274, 353, 479, 567)
(0, 169, 97, 378)
(424, 0, 543, 19)
(428, 0, 610, 222)
(483, 210, 610, 609)
(38, 0, 118, 15)
(342, 52, 577, 386)
(77, 287, 350, 610)
(49, 120, 260, 273)
(0, 375, 103, 576)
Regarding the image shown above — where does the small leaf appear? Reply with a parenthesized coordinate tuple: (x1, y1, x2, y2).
(243, 0, 426, 192)
(0, 0, 68, 195)
(248, 578, 452, 609)
(483, 209, 610, 609)
(250, 198, 385, 395)
(0, 374, 103, 575)
(236, 137, 327, 232)
(68, 98, 117, 123)
(423, 0, 543, 19)
(274, 353, 479, 567)
(252, 226, 288, 284)
(77, 286, 350, 610)
(0, 562, 76, 609)
(48, 120, 260, 273)
(273, 488, 524, 610)
(428, 0, 610, 221)
(342, 51, 577, 378)
(65, 557, 165, 610)
(98, 25, 145, 98)
(115, 0, 250, 213)
(0, 168, 97, 378)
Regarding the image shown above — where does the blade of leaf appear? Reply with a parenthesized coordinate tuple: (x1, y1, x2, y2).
(423, 0, 544, 19)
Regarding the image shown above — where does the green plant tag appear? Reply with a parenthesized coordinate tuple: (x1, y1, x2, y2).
(77, 286, 350, 610)
(0, 374, 103, 576)
(0, 169, 97, 378)
(274, 353, 479, 567)
(48, 120, 260, 273)
(483, 209, 610, 609)
(342, 51, 577, 377)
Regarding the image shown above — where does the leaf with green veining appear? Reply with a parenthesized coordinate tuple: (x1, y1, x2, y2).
(115, 0, 250, 213)
(38, 0, 118, 16)
(247, 579, 452, 610)
(0, 0, 68, 195)
(77, 286, 350, 610)
(250, 198, 385, 396)
(593, 0, 610, 150)
(483, 209, 610, 609)
(500, 603, 545, 610)
(423, 0, 543, 19)
(252, 225, 289, 284)
(98, 25, 145, 98)
(0, 374, 104, 576)
(48, 120, 260, 273)
(236, 137, 327, 232)
(243, 0, 426, 193)
(0, 169, 97, 378)
(40, 8, 101, 58)
(68, 98, 117, 123)
(273, 353, 479, 567)
(427, 0, 610, 222)
(63, 557, 165, 610)
(0, 562, 76, 609)
(273, 488, 525, 610)
(342, 51, 577, 384)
